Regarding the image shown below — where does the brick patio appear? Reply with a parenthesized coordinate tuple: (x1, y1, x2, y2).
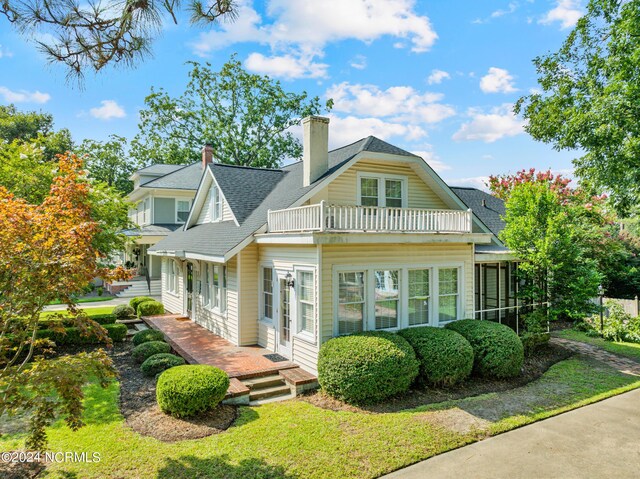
(142, 314, 300, 379)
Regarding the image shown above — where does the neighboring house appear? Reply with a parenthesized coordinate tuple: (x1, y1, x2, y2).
(148, 117, 519, 375)
(108, 155, 211, 297)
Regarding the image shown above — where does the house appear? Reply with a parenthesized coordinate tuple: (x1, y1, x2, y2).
(107, 153, 211, 296)
(148, 116, 519, 375)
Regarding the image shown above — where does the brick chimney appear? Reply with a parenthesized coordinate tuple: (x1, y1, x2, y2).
(302, 116, 330, 187)
(202, 144, 214, 169)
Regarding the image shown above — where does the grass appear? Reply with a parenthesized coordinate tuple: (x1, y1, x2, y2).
(555, 329, 640, 362)
(47, 296, 115, 305)
(1, 356, 639, 479)
(40, 306, 115, 318)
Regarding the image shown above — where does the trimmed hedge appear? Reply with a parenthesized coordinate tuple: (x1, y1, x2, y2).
(36, 323, 127, 345)
(137, 300, 165, 318)
(317, 331, 419, 405)
(156, 365, 229, 418)
(132, 340, 171, 363)
(446, 319, 524, 378)
(132, 329, 166, 346)
(398, 326, 473, 386)
(39, 313, 116, 328)
(113, 304, 135, 319)
(130, 296, 155, 312)
(141, 353, 186, 377)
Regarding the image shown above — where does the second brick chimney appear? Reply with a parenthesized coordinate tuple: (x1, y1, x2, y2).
(202, 144, 214, 169)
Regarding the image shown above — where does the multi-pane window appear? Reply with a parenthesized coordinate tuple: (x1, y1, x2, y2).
(438, 268, 459, 323)
(297, 271, 315, 335)
(338, 272, 365, 335)
(177, 200, 190, 223)
(202, 265, 210, 306)
(408, 269, 430, 326)
(385, 179, 403, 207)
(263, 267, 273, 320)
(211, 186, 222, 221)
(374, 270, 399, 329)
(143, 198, 150, 224)
(211, 265, 220, 309)
(167, 260, 179, 294)
(360, 178, 379, 206)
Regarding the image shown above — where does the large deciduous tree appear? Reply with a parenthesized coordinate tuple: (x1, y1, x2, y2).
(0, 153, 129, 448)
(1, 0, 237, 79)
(515, 0, 640, 214)
(131, 56, 333, 167)
(78, 135, 138, 194)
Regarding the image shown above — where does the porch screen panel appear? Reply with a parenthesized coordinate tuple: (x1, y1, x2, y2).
(408, 269, 430, 326)
(374, 270, 399, 329)
(482, 263, 499, 322)
(438, 268, 459, 324)
(338, 272, 365, 335)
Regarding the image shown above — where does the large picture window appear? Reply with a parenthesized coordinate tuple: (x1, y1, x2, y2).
(438, 268, 459, 323)
(338, 271, 365, 335)
(263, 267, 273, 320)
(297, 270, 315, 335)
(374, 270, 399, 329)
(167, 260, 179, 294)
(408, 269, 430, 326)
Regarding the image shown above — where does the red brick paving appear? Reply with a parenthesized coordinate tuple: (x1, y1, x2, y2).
(551, 336, 640, 376)
(142, 314, 299, 379)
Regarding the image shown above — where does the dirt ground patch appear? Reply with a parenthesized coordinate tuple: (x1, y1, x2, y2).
(301, 343, 572, 413)
(110, 341, 237, 442)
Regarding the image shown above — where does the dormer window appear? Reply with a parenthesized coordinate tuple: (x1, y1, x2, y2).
(358, 173, 406, 208)
(176, 200, 191, 223)
(211, 186, 222, 221)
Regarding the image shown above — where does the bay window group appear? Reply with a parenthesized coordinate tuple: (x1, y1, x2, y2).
(336, 265, 462, 335)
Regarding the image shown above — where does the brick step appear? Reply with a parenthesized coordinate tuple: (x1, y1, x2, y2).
(242, 375, 286, 390)
(249, 383, 291, 401)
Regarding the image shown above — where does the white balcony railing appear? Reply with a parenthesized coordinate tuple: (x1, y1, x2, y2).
(267, 201, 473, 234)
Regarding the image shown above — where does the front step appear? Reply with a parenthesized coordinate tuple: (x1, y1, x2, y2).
(249, 384, 292, 402)
(241, 373, 293, 404)
(243, 375, 287, 390)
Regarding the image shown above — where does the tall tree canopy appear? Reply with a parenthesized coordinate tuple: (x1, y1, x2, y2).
(1, 0, 237, 79)
(131, 57, 333, 168)
(78, 135, 138, 194)
(515, 0, 640, 214)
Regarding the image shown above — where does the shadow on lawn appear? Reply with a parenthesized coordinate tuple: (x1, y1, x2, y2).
(156, 455, 298, 479)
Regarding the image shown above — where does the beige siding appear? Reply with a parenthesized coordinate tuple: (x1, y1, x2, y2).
(160, 257, 183, 315)
(196, 189, 212, 224)
(237, 244, 259, 346)
(320, 243, 475, 343)
(258, 321, 276, 350)
(311, 159, 449, 209)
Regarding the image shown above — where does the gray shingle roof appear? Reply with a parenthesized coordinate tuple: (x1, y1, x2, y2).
(140, 163, 204, 190)
(121, 224, 182, 237)
(136, 164, 185, 176)
(450, 187, 505, 238)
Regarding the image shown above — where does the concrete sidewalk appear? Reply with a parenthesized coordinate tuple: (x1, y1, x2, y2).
(383, 388, 640, 479)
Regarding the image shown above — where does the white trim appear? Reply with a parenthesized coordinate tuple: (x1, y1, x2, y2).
(259, 263, 275, 324)
(176, 198, 192, 224)
(255, 232, 493, 245)
(184, 168, 239, 229)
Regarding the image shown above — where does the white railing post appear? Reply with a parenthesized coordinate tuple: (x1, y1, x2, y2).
(320, 200, 325, 232)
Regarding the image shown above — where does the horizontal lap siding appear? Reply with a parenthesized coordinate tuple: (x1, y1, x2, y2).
(238, 244, 259, 346)
(161, 257, 183, 314)
(258, 322, 276, 350)
(320, 243, 475, 343)
(196, 189, 212, 224)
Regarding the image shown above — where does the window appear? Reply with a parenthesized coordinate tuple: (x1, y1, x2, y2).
(360, 177, 379, 206)
(204, 264, 226, 312)
(211, 186, 222, 221)
(167, 260, 179, 294)
(211, 265, 220, 309)
(297, 271, 315, 335)
(359, 174, 406, 208)
(374, 270, 399, 329)
(202, 265, 210, 306)
(263, 267, 273, 320)
(177, 200, 190, 223)
(338, 272, 365, 335)
(408, 269, 430, 326)
(438, 268, 459, 323)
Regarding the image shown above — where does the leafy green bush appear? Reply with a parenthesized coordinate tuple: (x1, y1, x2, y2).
(39, 313, 116, 328)
(132, 329, 166, 346)
(318, 331, 419, 405)
(141, 353, 186, 377)
(132, 341, 171, 363)
(137, 300, 165, 317)
(446, 319, 524, 378)
(156, 365, 229, 418)
(575, 301, 640, 343)
(36, 323, 127, 345)
(519, 310, 551, 356)
(398, 326, 473, 386)
(130, 296, 155, 312)
(113, 304, 135, 319)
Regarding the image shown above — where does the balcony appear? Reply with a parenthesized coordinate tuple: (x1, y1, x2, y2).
(267, 201, 473, 234)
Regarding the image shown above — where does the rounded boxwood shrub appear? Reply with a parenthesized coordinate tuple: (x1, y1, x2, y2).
(445, 319, 524, 378)
(113, 304, 135, 319)
(132, 328, 165, 346)
(129, 296, 155, 312)
(141, 353, 185, 377)
(156, 365, 229, 418)
(318, 331, 419, 405)
(398, 326, 473, 386)
(137, 300, 165, 317)
(132, 340, 171, 363)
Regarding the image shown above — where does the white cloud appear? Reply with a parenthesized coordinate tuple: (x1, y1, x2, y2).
(427, 69, 450, 85)
(350, 55, 367, 70)
(480, 67, 517, 94)
(445, 175, 491, 191)
(326, 82, 455, 124)
(0, 86, 50, 104)
(491, 2, 518, 18)
(452, 104, 525, 143)
(245, 51, 328, 79)
(326, 114, 426, 149)
(540, 0, 583, 29)
(412, 150, 451, 173)
(0, 45, 13, 59)
(89, 100, 126, 120)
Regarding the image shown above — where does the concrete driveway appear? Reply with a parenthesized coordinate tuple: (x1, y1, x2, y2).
(383, 388, 640, 479)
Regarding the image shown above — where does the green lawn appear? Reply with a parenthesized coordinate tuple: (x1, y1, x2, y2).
(2, 356, 639, 479)
(47, 296, 115, 305)
(555, 329, 640, 362)
(40, 306, 116, 318)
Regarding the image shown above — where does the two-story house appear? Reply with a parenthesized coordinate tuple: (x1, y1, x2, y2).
(148, 116, 519, 374)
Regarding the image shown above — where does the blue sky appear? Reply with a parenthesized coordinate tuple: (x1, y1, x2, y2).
(0, 0, 584, 189)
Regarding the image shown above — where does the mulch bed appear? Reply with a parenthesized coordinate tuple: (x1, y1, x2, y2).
(110, 341, 237, 442)
(300, 342, 572, 413)
(0, 458, 46, 479)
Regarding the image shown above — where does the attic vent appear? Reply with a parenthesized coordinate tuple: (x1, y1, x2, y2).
(481, 199, 487, 207)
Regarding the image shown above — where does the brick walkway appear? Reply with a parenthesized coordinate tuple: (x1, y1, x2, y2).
(551, 337, 640, 376)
